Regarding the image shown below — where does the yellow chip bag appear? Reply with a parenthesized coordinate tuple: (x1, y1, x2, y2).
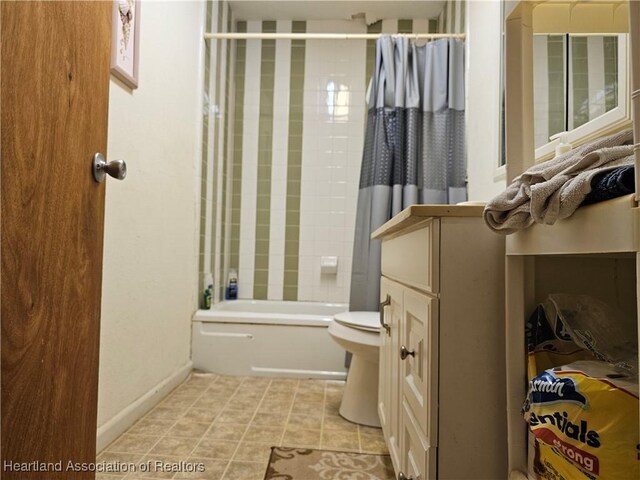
(523, 361, 639, 480)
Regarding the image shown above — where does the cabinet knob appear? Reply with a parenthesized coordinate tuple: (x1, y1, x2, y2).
(398, 472, 414, 480)
(379, 294, 391, 335)
(400, 345, 415, 360)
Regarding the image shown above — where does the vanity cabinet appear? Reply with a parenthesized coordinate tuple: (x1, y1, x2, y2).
(373, 206, 507, 480)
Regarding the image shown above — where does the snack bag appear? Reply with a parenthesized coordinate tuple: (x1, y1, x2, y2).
(523, 361, 639, 480)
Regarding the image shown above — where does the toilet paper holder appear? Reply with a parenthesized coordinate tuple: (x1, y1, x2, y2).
(320, 256, 338, 275)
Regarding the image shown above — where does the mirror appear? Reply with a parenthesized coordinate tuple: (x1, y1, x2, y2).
(533, 34, 623, 149)
(531, 1, 630, 161)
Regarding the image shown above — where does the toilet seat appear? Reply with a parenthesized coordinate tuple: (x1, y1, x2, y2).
(334, 311, 380, 333)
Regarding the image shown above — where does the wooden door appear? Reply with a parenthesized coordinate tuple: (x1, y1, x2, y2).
(1, 2, 112, 478)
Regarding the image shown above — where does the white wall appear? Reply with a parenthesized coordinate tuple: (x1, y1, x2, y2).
(465, 0, 506, 201)
(98, 0, 203, 441)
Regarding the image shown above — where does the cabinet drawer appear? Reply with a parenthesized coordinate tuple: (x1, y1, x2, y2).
(381, 219, 439, 294)
(401, 288, 438, 444)
(401, 401, 437, 480)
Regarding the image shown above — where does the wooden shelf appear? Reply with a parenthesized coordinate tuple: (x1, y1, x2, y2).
(506, 194, 640, 256)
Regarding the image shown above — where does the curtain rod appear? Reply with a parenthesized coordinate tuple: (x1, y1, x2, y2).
(204, 32, 465, 40)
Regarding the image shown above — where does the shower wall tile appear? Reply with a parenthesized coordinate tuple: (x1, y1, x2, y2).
(210, 14, 439, 304)
(297, 20, 367, 303)
(268, 20, 293, 301)
(200, 0, 234, 306)
(238, 21, 262, 297)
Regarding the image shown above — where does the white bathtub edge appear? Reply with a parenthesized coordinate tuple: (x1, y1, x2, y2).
(96, 361, 192, 453)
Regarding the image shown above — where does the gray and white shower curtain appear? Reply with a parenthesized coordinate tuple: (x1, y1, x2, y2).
(350, 36, 466, 312)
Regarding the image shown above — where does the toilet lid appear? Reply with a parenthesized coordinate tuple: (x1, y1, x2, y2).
(334, 311, 380, 333)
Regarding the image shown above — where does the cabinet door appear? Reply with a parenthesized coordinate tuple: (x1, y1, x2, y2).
(401, 288, 439, 444)
(401, 402, 437, 480)
(379, 277, 403, 472)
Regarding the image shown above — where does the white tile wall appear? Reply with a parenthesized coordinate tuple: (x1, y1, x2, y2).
(238, 21, 262, 297)
(298, 20, 367, 303)
(268, 20, 293, 300)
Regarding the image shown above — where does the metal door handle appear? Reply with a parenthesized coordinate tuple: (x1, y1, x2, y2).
(400, 345, 415, 360)
(379, 294, 391, 335)
(93, 153, 127, 182)
(398, 473, 414, 480)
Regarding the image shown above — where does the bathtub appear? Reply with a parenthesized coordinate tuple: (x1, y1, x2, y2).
(192, 300, 348, 379)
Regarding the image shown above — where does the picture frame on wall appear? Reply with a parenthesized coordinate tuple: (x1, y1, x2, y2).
(111, 0, 140, 89)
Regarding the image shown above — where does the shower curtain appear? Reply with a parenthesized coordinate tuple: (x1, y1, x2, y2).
(349, 36, 466, 312)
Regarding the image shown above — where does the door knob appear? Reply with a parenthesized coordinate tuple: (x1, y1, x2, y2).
(400, 345, 415, 360)
(93, 152, 127, 182)
(398, 472, 414, 480)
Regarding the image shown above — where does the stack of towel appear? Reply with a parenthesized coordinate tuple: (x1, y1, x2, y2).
(484, 129, 635, 234)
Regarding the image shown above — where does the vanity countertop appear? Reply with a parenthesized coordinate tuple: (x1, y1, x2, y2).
(372, 204, 485, 239)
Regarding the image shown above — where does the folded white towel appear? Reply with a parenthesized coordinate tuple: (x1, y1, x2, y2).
(484, 130, 634, 234)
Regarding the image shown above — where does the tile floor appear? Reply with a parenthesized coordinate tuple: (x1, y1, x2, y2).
(97, 373, 388, 480)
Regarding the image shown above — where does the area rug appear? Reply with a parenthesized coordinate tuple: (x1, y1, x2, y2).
(264, 447, 395, 480)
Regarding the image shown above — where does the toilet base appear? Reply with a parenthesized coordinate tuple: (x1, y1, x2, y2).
(338, 354, 381, 427)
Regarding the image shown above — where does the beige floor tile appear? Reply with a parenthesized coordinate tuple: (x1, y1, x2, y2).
(96, 473, 126, 480)
(128, 419, 176, 437)
(323, 414, 358, 433)
(183, 407, 221, 424)
(222, 461, 265, 480)
(358, 424, 383, 436)
(242, 425, 284, 443)
(144, 406, 186, 422)
(240, 377, 271, 388)
(97, 451, 144, 465)
(297, 379, 327, 392)
(192, 396, 229, 410)
(175, 382, 211, 396)
(280, 428, 321, 448)
(161, 394, 200, 410)
(216, 376, 245, 387)
(324, 398, 342, 414)
(286, 413, 322, 430)
(250, 412, 288, 427)
(206, 384, 239, 395)
(360, 433, 389, 454)
(187, 374, 218, 386)
(232, 442, 273, 463)
(216, 408, 255, 424)
(264, 390, 295, 401)
(205, 423, 248, 441)
(150, 436, 200, 457)
(105, 434, 160, 454)
(290, 401, 323, 415)
(173, 458, 228, 480)
(191, 438, 238, 459)
(294, 390, 325, 403)
(224, 396, 261, 411)
(269, 378, 298, 388)
(168, 420, 211, 439)
(258, 399, 293, 414)
(320, 431, 360, 452)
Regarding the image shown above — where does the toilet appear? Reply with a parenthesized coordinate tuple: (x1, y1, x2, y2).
(328, 311, 381, 427)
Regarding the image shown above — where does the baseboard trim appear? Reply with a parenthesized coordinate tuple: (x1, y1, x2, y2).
(96, 361, 193, 452)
